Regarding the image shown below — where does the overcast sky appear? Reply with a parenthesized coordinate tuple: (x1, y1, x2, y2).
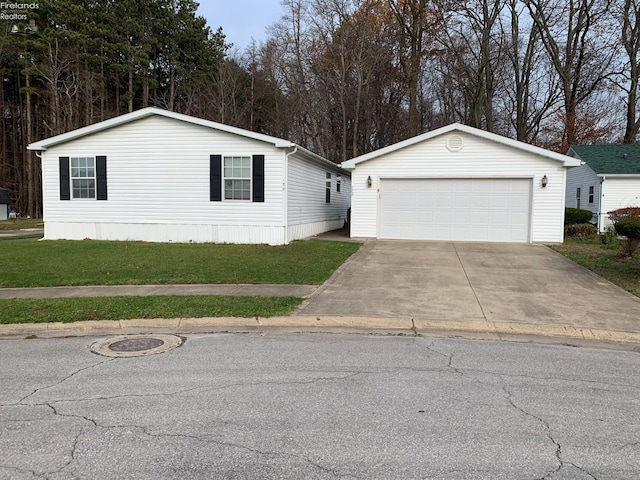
(197, 0, 284, 53)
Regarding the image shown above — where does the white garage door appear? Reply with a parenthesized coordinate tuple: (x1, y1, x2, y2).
(380, 178, 531, 242)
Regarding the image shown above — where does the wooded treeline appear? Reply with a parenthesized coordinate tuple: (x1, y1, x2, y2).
(1, 0, 639, 217)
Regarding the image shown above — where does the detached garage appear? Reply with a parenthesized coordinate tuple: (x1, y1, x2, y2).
(341, 124, 580, 243)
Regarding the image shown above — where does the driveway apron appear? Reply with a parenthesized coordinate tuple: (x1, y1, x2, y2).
(297, 241, 640, 333)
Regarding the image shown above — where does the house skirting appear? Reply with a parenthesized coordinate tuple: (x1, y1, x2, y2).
(44, 222, 287, 245)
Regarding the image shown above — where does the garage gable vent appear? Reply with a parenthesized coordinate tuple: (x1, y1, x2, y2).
(446, 134, 464, 152)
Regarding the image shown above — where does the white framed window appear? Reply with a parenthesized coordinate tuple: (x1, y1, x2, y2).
(71, 157, 96, 199)
(224, 156, 251, 200)
(588, 186, 594, 204)
(326, 172, 331, 204)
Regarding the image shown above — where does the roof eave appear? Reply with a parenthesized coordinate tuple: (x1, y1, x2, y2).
(597, 174, 640, 178)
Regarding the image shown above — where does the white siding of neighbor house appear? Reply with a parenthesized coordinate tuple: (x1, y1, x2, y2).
(349, 132, 568, 243)
(41, 115, 288, 244)
(286, 154, 351, 241)
(565, 164, 600, 224)
(600, 178, 640, 230)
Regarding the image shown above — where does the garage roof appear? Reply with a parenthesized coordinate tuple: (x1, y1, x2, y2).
(341, 123, 581, 169)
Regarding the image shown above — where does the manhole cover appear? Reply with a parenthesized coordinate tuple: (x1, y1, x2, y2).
(91, 334, 183, 357)
(109, 337, 165, 352)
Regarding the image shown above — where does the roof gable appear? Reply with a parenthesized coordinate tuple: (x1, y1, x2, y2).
(27, 107, 348, 173)
(28, 107, 294, 151)
(341, 123, 580, 169)
(569, 145, 640, 175)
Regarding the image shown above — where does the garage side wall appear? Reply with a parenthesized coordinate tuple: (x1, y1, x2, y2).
(349, 133, 567, 243)
(41, 115, 287, 244)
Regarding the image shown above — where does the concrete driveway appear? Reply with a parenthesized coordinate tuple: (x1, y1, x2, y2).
(297, 241, 640, 333)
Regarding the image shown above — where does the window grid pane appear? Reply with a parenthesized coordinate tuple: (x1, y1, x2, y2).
(70, 157, 96, 199)
(223, 156, 251, 200)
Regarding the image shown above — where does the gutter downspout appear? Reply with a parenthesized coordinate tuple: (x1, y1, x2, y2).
(599, 176, 605, 232)
(283, 146, 297, 245)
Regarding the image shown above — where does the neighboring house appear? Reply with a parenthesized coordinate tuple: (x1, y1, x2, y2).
(27, 108, 350, 245)
(341, 123, 580, 243)
(0, 188, 9, 221)
(566, 145, 640, 232)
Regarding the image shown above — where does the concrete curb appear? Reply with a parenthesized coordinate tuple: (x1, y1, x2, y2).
(3, 316, 640, 349)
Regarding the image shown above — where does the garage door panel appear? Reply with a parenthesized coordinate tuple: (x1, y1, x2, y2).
(380, 178, 531, 242)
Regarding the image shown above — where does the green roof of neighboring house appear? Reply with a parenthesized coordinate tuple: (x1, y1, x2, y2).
(570, 144, 640, 175)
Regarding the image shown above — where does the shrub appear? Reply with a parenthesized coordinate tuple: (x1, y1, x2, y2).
(565, 223, 597, 241)
(614, 217, 640, 258)
(564, 207, 593, 225)
(607, 207, 640, 222)
(600, 226, 620, 249)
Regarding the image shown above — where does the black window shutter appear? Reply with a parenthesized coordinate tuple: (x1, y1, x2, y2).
(96, 156, 107, 200)
(59, 157, 70, 200)
(210, 155, 222, 201)
(252, 154, 265, 202)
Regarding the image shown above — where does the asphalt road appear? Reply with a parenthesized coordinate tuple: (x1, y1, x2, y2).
(2, 333, 639, 479)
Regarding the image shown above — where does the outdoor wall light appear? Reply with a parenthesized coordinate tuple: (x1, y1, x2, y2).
(337, 174, 342, 184)
(541, 175, 548, 188)
(367, 176, 372, 188)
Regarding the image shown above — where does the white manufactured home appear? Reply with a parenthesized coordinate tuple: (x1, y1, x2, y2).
(566, 145, 640, 232)
(342, 124, 580, 243)
(28, 108, 350, 245)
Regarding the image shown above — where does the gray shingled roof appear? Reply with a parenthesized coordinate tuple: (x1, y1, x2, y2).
(0, 188, 10, 205)
(570, 144, 640, 175)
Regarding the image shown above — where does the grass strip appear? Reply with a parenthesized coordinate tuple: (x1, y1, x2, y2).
(0, 219, 43, 231)
(0, 296, 302, 324)
(550, 240, 640, 297)
(0, 234, 44, 241)
(0, 239, 361, 287)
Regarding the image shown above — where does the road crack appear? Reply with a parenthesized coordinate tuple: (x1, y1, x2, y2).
(16, 358, 115, 405)
(501, 383, 563, 480)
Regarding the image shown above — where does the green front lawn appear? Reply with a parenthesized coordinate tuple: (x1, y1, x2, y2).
(0, 239, 361, 287)
(0, 218, 43, 231)
(550, 238, 640, 297)
(0, 295, 301, 324)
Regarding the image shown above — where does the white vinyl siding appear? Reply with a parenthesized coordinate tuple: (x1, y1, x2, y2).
(286, 154, 350, 241)
(349, 132, 567, 243)
(41, 115, 286, 244)
(565, 163, 599, 224)
(600, 178, 640, 231)
(40, 114, 352, 244)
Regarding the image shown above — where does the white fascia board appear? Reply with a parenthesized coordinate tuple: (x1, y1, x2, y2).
(28, 107, 295, 151)
(341, 123, 581, 168)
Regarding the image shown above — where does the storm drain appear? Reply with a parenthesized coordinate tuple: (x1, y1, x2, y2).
(90, 334, 184, 358)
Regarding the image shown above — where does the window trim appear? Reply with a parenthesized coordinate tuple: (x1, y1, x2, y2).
(588, 186, 594, 204)
(325, 172, 331, 204)
(223, 155, 252, 202)
(576, 187, 581, 209)
(70, 156, 97, 200)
